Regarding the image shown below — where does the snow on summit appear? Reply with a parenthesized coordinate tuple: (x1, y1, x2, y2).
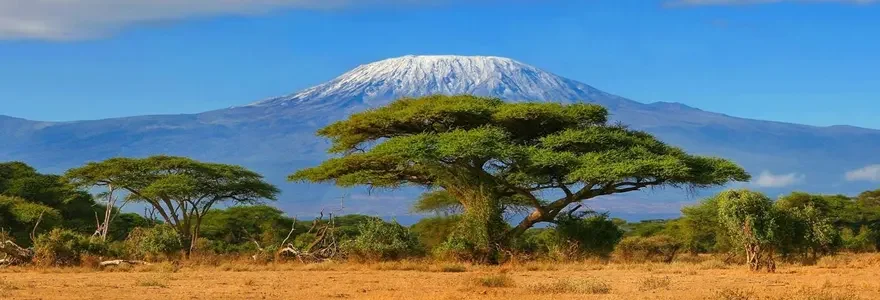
(251, 55, 633, 108)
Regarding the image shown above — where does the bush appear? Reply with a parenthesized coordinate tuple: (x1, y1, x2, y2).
(33, 228, 107, 266)
(841, 226, 876, 253)
(342, 218, 422, 261)
(614, 235, 681, 263)
(124, 225, 183, 260)
(552, 211, 623, 258)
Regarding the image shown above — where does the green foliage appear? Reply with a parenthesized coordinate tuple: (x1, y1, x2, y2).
(841, 226, 876, 253)
(1, 162, 99, 238)
(622, 219, 670, 237)
(342, 218, 421, 261)
(124, 225, 183, 260)
(33, 228, 107, 266)
(410, 215, 461, 250)
(614, 235, 682, 263)
(675, 197, 732, 253)
(291, 95, 749, 261)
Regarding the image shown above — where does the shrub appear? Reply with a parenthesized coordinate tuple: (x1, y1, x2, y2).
(553, 211, 623, 258)
(33, 228, 107, 266)
(124, 225, 183, 260)
(342, 218, 421, 261)
(614, 235, 681, 263)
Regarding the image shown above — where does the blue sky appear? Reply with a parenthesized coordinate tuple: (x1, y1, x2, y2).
(1, 0, 878, 129)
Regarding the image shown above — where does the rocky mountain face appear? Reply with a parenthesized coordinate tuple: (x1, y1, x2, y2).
(2, 55, 878, 219)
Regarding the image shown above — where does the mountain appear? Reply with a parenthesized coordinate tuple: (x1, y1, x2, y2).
(2, 55, 878, 219)
(250, 55, 638, 110)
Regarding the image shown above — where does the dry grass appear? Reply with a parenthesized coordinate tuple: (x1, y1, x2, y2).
(1, 253, 879, 299)
(473, 274, 515, 288)
(135, 275, 171, 288)
(438, 263, 468, 273)
(638, 275, 671, 291)
(715, 287, 756, 300)
(528, 278, 612, 294)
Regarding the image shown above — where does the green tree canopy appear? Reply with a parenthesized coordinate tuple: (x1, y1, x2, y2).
(290, 95, 750, 260)
(64, 155, 280, 254)
(0, 162, 96, 236)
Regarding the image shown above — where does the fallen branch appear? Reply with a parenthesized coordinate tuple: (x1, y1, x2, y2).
(99, 260, 150, 267)
(0, 240, 34, 265)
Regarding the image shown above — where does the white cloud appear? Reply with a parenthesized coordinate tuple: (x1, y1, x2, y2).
(0, 0, 459, 40)
(845, 164, 880, 182)
(752, 171, 805, 188)
(668, 0, 877, 6)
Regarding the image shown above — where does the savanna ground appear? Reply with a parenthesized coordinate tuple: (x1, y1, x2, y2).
(2, 254, 880, 300)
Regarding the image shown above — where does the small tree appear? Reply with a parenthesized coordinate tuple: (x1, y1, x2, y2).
(290, 95, 750, 262)
(64, 156, 279, 255)
(716, 189, 779, 272)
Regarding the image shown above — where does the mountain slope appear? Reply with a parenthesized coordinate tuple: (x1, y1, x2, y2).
(2, 55, 878, 218)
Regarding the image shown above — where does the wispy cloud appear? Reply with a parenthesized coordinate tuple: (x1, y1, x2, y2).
(845, 164, 880, 182)
(667, 0, 877, 6)
(752, 171, 805, 188)
(0, 0, 467, 41)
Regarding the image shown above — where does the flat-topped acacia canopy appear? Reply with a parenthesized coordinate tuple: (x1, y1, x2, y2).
(290, 95, 750, 258)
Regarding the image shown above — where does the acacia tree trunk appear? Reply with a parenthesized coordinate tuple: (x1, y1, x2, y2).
(445, 185, 506, 264)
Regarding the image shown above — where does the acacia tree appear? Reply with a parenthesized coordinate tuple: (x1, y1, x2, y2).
(717, 189, 779, 272)
(290, 95, 749, 261)
(64, 156, 279, 254)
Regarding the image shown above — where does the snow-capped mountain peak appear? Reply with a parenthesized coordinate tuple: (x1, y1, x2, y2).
(249, 55, 635, 109)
